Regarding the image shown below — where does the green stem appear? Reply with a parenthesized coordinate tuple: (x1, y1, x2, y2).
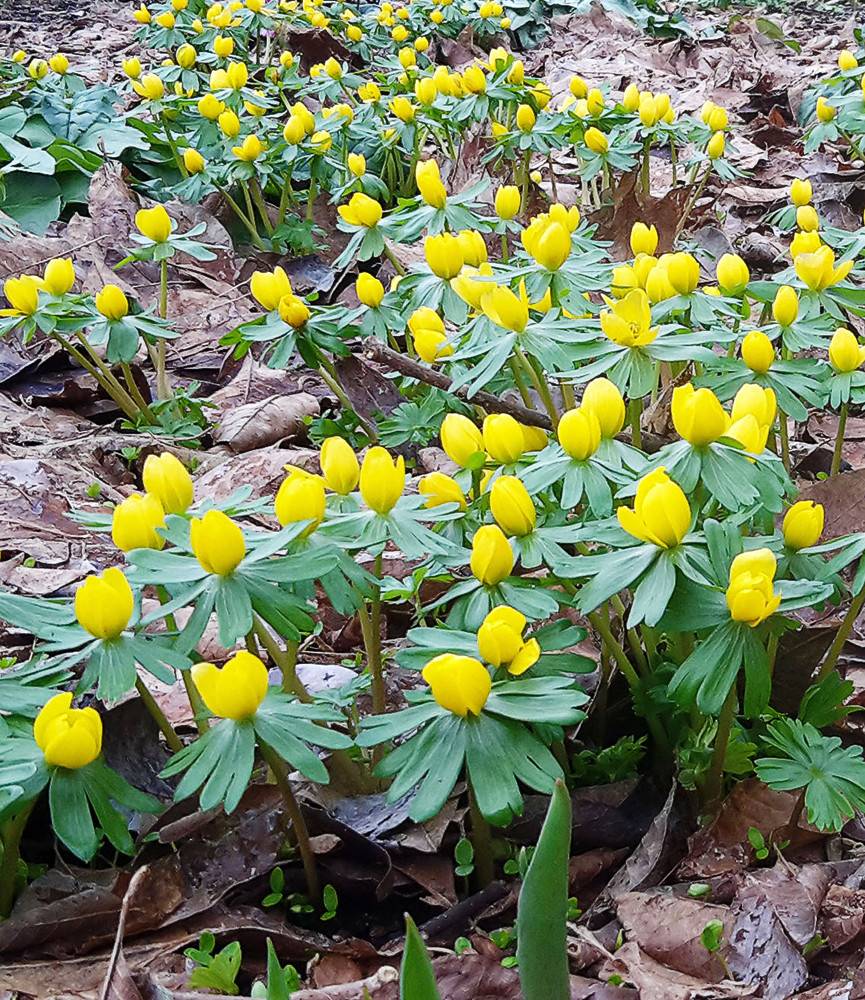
(258, 739, 320, 903)
(52, 332, 138, 420)
(704, 684, 736, 810)
(250, 177, 274, 235)
(817, 581, 865, 682)
(155, 584, 207, 734)
(500, 232, 510, 263)
(468, 778, 495, 887)
(629, 396, 643, 450)
(135, 676, 182, 752)
(766, 631, 779, 681)
(677, 165, 711, 239)
(778, 409, 790, 472)
(831, 401, 849, 476)
(0, 800, 35, 918)
(358, 553, 385, 715)
(640, 137, 651, 196)
(254, 615, 308, 701)
(71, 332, 142, 419)
(156, 259, 170, 400)
(162, 113, 187, 178)
(519, 148, 531, 211)
(670, 137, 678, 187)
(120, 363, 156, 424)
(514, 347, 559, 427)
(305, 174, 318, 223)
(507, 356, 535, 410)
(382, 243, 407, 276)
(317, 360, 378, 442)
(216, 184, 266, 249)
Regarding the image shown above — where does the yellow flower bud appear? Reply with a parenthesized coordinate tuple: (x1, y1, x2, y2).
(135, 204, 172, 243)
(716, 253, 750, 296)
(12, 50, 26, 63)
(611, 265, 638, 298)
(49, 53, 69, 74)
(796, 205, 819, 232)
(519, 423, 548, 452)
(348, 152, 366, 177)
(726, 548, 780, 626)
(495, 185, 520, 220)
(193, 651, 269, 720)
(582, 377, 625, 438)
(214, 35, 235, 57)
(34, 693, 102, 769)
(274, 468, 326, 535)
(783, 499, 824, 551)
(123, 57, 142, 78)
(741, 330, 774, 373)
(422, 653, 490, 717)
(630, 221, 658, 256)
(249, 266, 291, 312)
(462, 64, 486, 94)
(278, 294, 309, 328)
(28, 59, 48, 80)
(133, 73, 165, 100)
(795, 246, 853, 292)
(622, 82, 640, 112)
(413, 325, 452, 363)
(75, 567, 134, 639)
(731, 383, 776, 427)
(515, 103, 536, 132)
(529, 221, 571, 271)
(142, 451, 193, 514)
(772, 284, 799, 327)
(390, 95, 416, 122)
(617, 466, 690, 548)
(839, 48, 859, 70)
(569, 75, 588, 98)
(477, 606, 540, 674)
(470, 524, 514, 585)
(483, 413, 525, 465)
(418, 471, 466, 510)
(457, 229, 487, 267)
(155, 10, 175, 26)
(218, 109, 241, 136)
(198, 93, 225, 119)
(817, 96, 836, 122)
(556, 406, 600, 459)
(671, 384, 729, 446)
(111, 492, 166, 551)
(133, 1, 151, 20)
(319, 436, 359, 494)
(706, 131, 725, 159)
(829, 327, 865, 372)
(790, 178, 812, 207)
(584, 126, 608, 153)
(338, 192, 383, 228)
(416, 159, 448, 208)
(176, 43, 196, 68)
(179, 147, 204, 174)
(586, 87, 604, 115)
(425, 233, 464, 280)
(359, 447, 405, 514)
(283, 115, 305, 144)
(190, 510, 245, 575)
(490, 475, 535, 536)
(440, 413, 483, 467)
(95, 284, 129, 321)
(666, 252, 700, 295)
(356, 272, 385, 308)
(232, 134, 265, 161)
(42, 257, 75, 296)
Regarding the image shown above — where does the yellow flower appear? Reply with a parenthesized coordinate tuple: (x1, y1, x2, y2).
(797, 205, 819, 232)
(483, 413, 525, 464)
(155, 10, 175, 26)
(586, 87, 604, 115)
(622, 82, 640, 112)
(418, 471, 466, 509)
(282, 115, 305, 144)
(520, 423, 548, 451)
(440, 413, 483, 467)
(415, 159, 448, 208)
(75, 567, 134, 639)
(600, 288, 657, 347)
(582, 377, 625, 438)
(666, 252, 700, 295)
(707, 131, 725, 159)
(319, 436, 359, 494)
(324, 56, 342, 78)
(725, 413, 768, 454)
(617, 467, 690, 548)
(584, 127, 608, 153)
(274, 468, 326, 534)
(135, 204, 172, 242)
(702, 102, 728, 130)
(198, 93, 225, 119)
(726, 548, 780, 626)
(839, 48, 859, 70)
(181, 147, 205, 173)
(398, 46, 416, 68)
(133, 73, 165, 100)
(214, 35, 235, 57)
(645, 262, 675, 303)
(730, 383, 776, 427)
(790, 178, 812, 207)
(250, 269, 292, 313)
(34, 693, 102, 769)
(422, 654, 491, 717)
(338, 192, 383, 228)
(41, 258, 75, 296)
(415, 76, 437, 105)
(232, 134, 265, 161)
(358, 80, 381, 102)
(191, 510, 246, 575)
(470, 524, 514, 585)
(516, 103, 535, 132)
(133, 3, 151, 21)
(462, 64, 486, 93)
(175, 43, 196, 68)
(359, 447, 405, 514)
(143, 451, 193, 514)
(530, 221, 571, 271)
(495, 185, 521, 220)
(741, 330, 774, 373)
(95, 283, 129, 320)
(49, 53, 69, 74)
(829, 327, 865, 372)
(122, 57, 142, 78)
(192, 651, 269, 720)
(356, 272, 384, 308)
(790, 230, 822, 259)
(413, 325, 452, 363)
(716, 253, 749, 296)
(630, 221, 658, 256)
(480, 284, 528, 333)
(816, 96, 836, 122)
(569, 75, 588, 98)
(477, 606, 540, 674)
(28, 59, 48, 80)
(455, 230, 486, 268)
(390, 95, 416, 122)
(611, 265, 638, 298)
(490, 475, 535, 536)
(1, 274, 43, 316)
(425, 233, 464, 280)
(557, 406, 601, 460)
(772, 284, 798, 327)
(218, 109, 241, 136)
(225, 60, 249, 89)
(278, 294, 309, 328)
(796, 246, 854, 292)
(348, 152, 366, 177)
(671, 384, 729, 446)
(112, 492, 166, 551)
(783, 500, 824, 550)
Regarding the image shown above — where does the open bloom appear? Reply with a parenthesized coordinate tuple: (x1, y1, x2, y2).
(617, 467, 690, 548)
(600, 288, 657, 347)
(274, 468, 326, 535)
(75, 567, 134, 639)
(232, 134, 265, 161)
(320, 436, 359, 494)
(338, 193, 382, 228)
(726, 548, 780, 626)
(112, 492, 166, 551)
(440, 414, 483, 467)
(783, 500, 824, 550)
(470, 525, 514, 585)
(135, 205, 172, 243)
(422, 654, 491, 717)
(193, 651, 269, 720)
(794, 246, 853, 292)
(557, 406, 601, 460)
(490, 476, 535, 536)
(359, 447, 405, 514)
(143, 452, 193, 514)
(2, 275, 43, 316)
(191, 510, 246, 575)
(34, 693, 102, 769)
(477, 606, 540, 674)
(672, 384, 730, 446)
(416, 159, 448, 208)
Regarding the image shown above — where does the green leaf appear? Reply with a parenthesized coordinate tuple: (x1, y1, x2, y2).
(49, 769, 98, 861)
(400, 914, 441, 1000)
(0, 171, 61, 234)
(799, 672, 857, 727)
(516, 779, 571, 1000)
(265, 939, 290, 1000)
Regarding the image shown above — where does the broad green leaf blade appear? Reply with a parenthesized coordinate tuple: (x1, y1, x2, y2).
(516, 779, 571, 1000)
(400, 914, 441, 1000)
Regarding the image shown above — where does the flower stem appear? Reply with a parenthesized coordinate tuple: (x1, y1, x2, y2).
(317, 360, 378, 442)
(156, 259, 171, 401)
(468, 778, 495, 887)
(507, 356, 535, 410)
(161, 113, 188, 178)
(52, 332, 139, 420)
(778, 408, 790, 471)
(514, 347, 559, 427)
(216, 184, 266, 249)
(500, 232, 510, 263)
(629, 397, 643, 450)
(817, 580, 865, 683)
(677, 165, 711, 239)
(704, 683, 736, 810)
(135, 676, 182, 752)
(831, 401, 849, 476)
(258, 739, 320, 903)
(0, 800, 35, 918)
(254, 614, 308, 701)
(305, 175, 318, 223)
(250, 177, 274, 235)
(155, 584, 208, 734)
(382, 242, 406, 276)
(120, 363, 156, 424)
(358, 553, 385, 715)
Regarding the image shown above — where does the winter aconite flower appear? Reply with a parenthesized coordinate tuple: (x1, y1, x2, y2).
(34, 693, 102, 769)
(338, 193, 383, 228)
(42, 258, 75, 295)
(477, 606, 540, 674)
(795, 246, 853, 292)
(191, 510, 246, 575)
(482, 413, 525, 465)
(418, 472, 466, 509)
(359, 447, 405, 514)
(557, 407, 601, 460)
(470, 525, 514, 585)
(671, 384, 729, 446)
(495, 185, 521, 220)
(112, 493, 166, 551)
(274, 468, 326, 535)
(783, 500, 824, 550)
(440, 414, 483, 467)
(319, 436, 359, 494)
(422, 654, 491, 717)
(772, 285, 799, 327)
(490, 476, 535, 537)
(415, 159, 447, 208)
(75, 568, 134, 639)
(726, 548, 780, 626)
(829, 328, 865, 372)
(582, 378, 625, 438)
(741, 331, 774, 374)
(2, 275, 43, 316)
(193, 651, 269, 720)
(617, 467, 690, 548)
(600, 289, 657, 347)
(135, 205, 172, 243)
(142, 452, 193, 514)
(630, 222, 658, 256)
